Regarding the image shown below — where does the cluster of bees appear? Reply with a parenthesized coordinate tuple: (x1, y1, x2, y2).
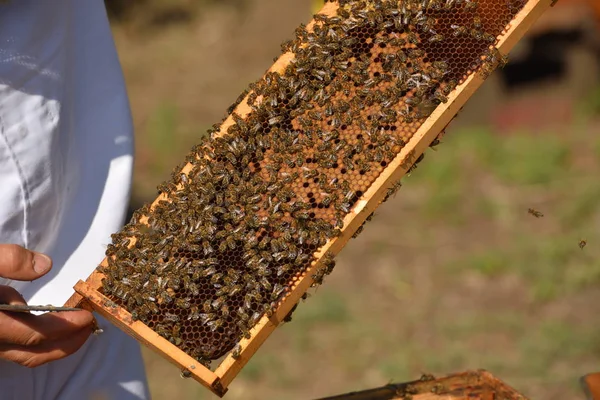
(100, 0, 524, 367)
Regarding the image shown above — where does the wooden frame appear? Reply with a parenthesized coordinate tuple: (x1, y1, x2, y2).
(315, 370, 529, 400)
(64, 0, 555, 397)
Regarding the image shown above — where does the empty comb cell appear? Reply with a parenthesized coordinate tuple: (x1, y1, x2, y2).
(65, 0, 555, 396)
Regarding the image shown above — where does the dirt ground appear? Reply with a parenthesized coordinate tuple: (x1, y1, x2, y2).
(109, 1, 600, 399)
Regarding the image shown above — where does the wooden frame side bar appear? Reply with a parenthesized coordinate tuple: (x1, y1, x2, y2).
(72, 280, 227, 397)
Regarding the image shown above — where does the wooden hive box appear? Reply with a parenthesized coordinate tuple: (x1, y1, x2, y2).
(316, 370, 529, 400)
(65, 0, 556, 397)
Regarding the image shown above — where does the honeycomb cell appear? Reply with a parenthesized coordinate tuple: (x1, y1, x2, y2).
(99, 0, 525, 367)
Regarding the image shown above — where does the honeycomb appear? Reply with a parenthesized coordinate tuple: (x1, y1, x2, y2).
(99, 0, 526, 368)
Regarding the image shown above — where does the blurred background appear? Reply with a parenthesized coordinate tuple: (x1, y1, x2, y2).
(104, 0, 600, 399)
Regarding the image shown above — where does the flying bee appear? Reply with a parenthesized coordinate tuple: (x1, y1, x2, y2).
(528, 208, 543, 218)
(579, 239, 587, 249)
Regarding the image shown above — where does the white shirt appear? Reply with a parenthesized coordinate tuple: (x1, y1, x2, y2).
(0, 1, 150, 399)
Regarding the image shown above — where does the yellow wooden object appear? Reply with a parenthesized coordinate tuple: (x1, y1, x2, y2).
(317, 370, 528, 400)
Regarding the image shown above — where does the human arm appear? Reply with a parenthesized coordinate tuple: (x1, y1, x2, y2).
(0, 244, 94, 368)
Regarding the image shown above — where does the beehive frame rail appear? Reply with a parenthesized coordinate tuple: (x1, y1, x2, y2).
(65, 0, 554, 396)
(316, 370, 528, 400)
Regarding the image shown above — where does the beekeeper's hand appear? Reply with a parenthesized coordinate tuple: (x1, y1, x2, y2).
(0, 244, 94, 367)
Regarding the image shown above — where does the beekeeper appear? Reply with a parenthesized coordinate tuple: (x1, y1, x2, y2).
(0, 1, 150, 399)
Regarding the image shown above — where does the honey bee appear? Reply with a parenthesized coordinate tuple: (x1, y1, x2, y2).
(175, 298, 191, 309)
(210, 273, 224, 285)
(420, 373, 436, 382)
(579, 239, 587, 249)
(157, 291, 173, 305)
(180, 369, 192, 379)
(164, 313, 179, 323)
(464, 0, 478, 10)
(231, 344, 242, 360)
(248, 312, 262, 327)
(148, 302, 159, 314)
(276, 263, 292, 277)
(428, 34, 444, 43)
(283, 303, 298, 323)
(407, 32, 419, 45)
(172, 324, 181, 339)
(484, 47, 509, 68)
(207, 319, 224, 332)
(259, 277, 272, 291)
(311, 267, 327, 286)
(528, 208, 543, 218)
